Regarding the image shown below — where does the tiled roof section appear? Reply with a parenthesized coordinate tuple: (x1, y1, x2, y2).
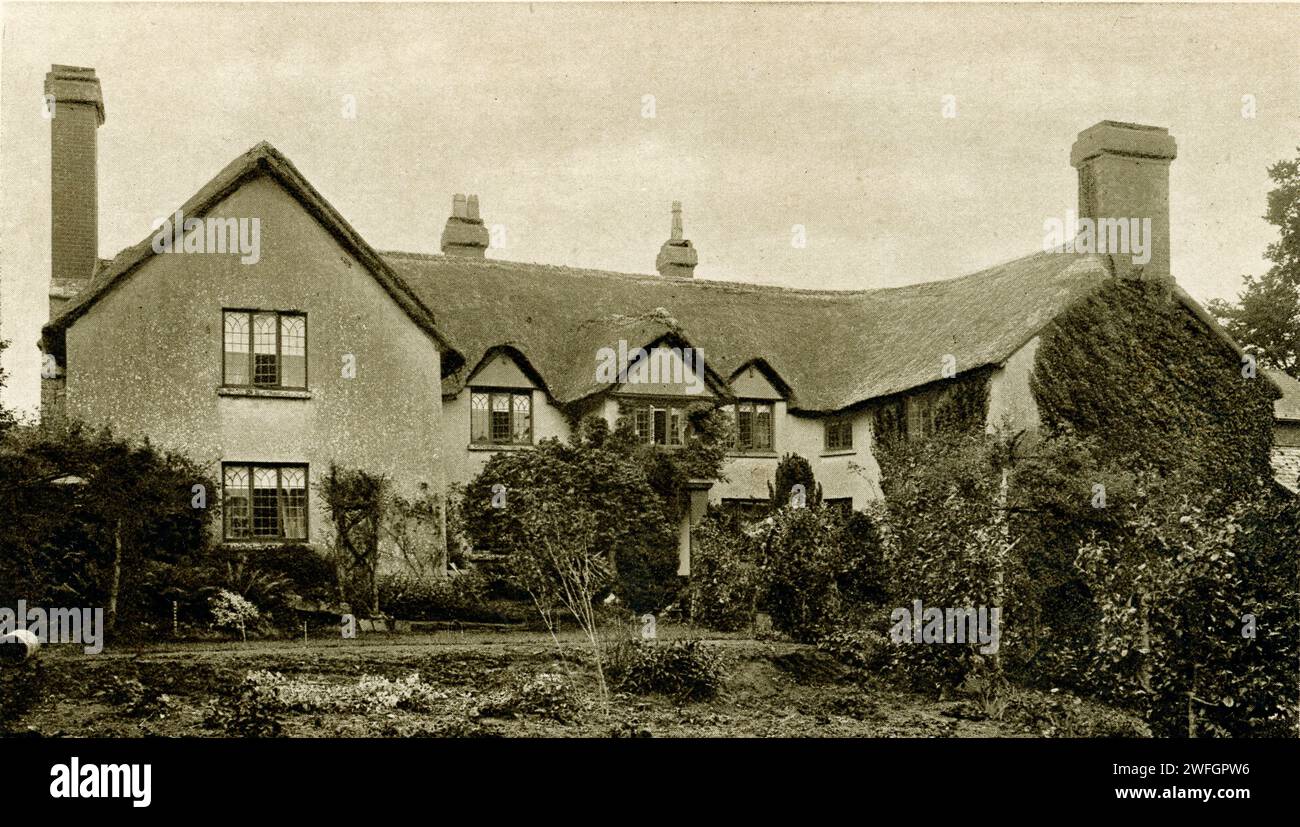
(1267, 370, 1300, 421)
(382, 249, 1115, 411)
(41, 142, 463, 376)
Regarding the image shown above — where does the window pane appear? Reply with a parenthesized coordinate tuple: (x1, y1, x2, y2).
(755, 404, 772, 450)
(223, 466, 250, 538)
(490, 394, 511, 443)
(253, 313, 278, 385)
(669, 409, 683, 446)
(280, 467, 307, 540)
(470, 392, 490, 443)
(280, 315, 306, 388)
(736, 404, 753, 450)
(223, 312, 250, 385)
(252, 467, 279, 537)
(512, 393, 531, 444)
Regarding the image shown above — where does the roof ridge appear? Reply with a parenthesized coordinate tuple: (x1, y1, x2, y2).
(380, 247, 1098, 299)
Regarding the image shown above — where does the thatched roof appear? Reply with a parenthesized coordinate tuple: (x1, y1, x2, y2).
(384, 249, 1117, 412)
(44, 140, 1267, 415)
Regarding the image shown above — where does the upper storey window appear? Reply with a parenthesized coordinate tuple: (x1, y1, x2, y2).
(223, 310, 306, 389)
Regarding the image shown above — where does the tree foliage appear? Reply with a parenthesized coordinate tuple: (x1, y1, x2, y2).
(1208, 151, 1300, 375)
(0, 422, 215, 633)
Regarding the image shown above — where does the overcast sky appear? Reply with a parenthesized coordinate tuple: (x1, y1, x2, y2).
(3, 2, 1299, 416)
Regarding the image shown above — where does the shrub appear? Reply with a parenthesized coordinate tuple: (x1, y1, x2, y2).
(1076, 476, 1300, 737)
(209, 589, 259, 641)
(815, 623, 890, 679)
(377, 571, 498, 622)
(479, 672, 583, 722)
(610, 639, 726, 702)
(768, 452, 822, 510)
(205, 672, 283, 737)
(96, 674, 174, 719)
(252, 544, 337, 604)
(874, 429, 1020, 691)
(689, 508, 761, 631)
(757, 506, 848, 642)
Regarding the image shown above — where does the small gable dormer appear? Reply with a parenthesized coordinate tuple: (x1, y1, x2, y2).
(466, 347, 544, 447)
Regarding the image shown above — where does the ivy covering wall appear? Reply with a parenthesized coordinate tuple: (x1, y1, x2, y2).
(1029, 280, 1276, 496)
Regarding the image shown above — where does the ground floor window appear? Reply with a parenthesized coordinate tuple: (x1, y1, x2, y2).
(223, 463, 308, 540)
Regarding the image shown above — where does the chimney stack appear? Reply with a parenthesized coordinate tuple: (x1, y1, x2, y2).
(656, 201, 698, 278)
(441, 193, 489, 258)
(46, 65, 105, 317)
(1070, 120, 1177, 282)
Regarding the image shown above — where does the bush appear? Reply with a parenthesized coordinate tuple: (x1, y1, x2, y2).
(815, 623, 891, 680)
(209, 589, 259, 641)
(610, 639, 726, 702)
(757, 506, 848, 642)
(205, 672, 283, 737)
(253, 545, 337, 604)
(377, 571, 501, 622)
(689, 508, 761, 631)
(874, 429, 1020, 691)
(479, 672, 583, 722)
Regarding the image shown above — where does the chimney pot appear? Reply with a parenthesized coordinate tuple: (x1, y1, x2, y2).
(656, 200, 698, 278)
(441, 194, 489, 258)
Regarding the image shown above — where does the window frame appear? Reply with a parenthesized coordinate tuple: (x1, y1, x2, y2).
(824, 416, 854, 451)
(469, 387, 534, 446)
(731, 399, 775, 453)
(624, 399, 690, 447)
(221, 309, 309, 390)
(221, 461, 310, 542)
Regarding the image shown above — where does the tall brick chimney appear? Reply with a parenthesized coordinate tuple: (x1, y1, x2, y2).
(440, 193, 489, 258)
(655, 201, 698, 278)
(46, 65, 105, 317)
(1070, 120, 1177, 282)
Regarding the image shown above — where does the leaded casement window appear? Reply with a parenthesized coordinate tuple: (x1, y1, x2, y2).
(824, 417, 854, 451)
(223, 310, 306, 389)
(733, 400, 774, 452)
(629, 402, 687, 447)
(470, 389, 533, 445)
(223, 463, 308, 541)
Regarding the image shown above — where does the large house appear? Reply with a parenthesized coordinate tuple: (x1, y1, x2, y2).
(36, 65, 1287, 569)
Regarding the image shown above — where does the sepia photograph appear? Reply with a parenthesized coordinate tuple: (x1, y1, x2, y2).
(0, 0, 1297, 810)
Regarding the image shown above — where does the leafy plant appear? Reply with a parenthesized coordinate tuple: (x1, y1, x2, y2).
(209, 589, 259, 642)
(609, 639, 726, 702)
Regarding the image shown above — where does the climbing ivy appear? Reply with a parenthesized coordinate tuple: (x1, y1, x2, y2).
(1030, 280, 1275, 499)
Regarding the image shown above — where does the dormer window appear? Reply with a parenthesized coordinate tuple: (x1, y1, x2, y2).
(223, 310, 306, 389)
(471, 389, 533, 446)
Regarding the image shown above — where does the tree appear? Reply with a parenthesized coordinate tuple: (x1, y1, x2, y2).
(0, 340, 17, 438)
(768, 452, 822, 510)
(0, 422, 215, 634)
(463, 426, 677, 612)
(1208, 151, 1300, 376)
